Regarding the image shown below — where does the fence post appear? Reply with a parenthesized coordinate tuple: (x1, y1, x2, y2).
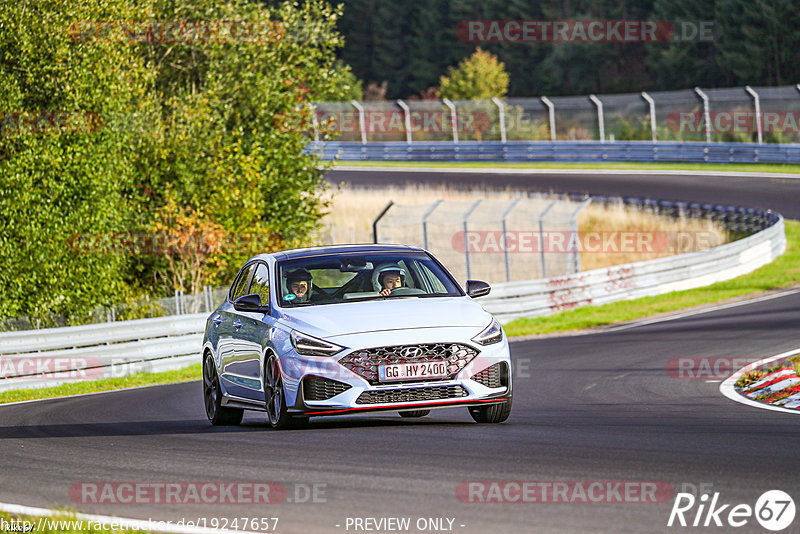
(538, 200, 557, 278)
(421, 199, 444, 250)
(351, 100, 367, 144)
(396, 99, 412, 144)
(641, 91, 657, 142)
(442, 99, 459, 143)
(309, 104, 319, 142)
(492, 97, 507, 142)
(462, 200, 483, 280)
(541, 96, 556, 141)
(694, 87, 712, 143)
(589, 94, 605, 142)
(174, 289, 182, 315)
(372, 201, 394, 243)
(744, 86, 763, 145)
(501, 198, 522, 282)
(568, 198, 592, 274)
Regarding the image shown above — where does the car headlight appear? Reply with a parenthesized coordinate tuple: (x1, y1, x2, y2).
(471, 318, 503, 346)
(290, 330, 345, 356)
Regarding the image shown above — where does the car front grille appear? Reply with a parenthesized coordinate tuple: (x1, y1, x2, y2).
(471, 362, 506, 388)
(339, 343, 479, 384)
(303, 376, 352, 401)
(355, 384, 468, 405)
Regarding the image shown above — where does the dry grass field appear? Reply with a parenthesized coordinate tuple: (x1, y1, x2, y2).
(318, 185, 729, 276)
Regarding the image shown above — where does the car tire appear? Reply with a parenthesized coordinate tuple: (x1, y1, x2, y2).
(399, 410, 431, 418)
(468, 398, 512, 424)
(203, 354, 244, 426)
(265, 353, 301, 430)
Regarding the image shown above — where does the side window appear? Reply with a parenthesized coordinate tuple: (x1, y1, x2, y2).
(230, 264, 255, 301)
(248, 263, 271, 307)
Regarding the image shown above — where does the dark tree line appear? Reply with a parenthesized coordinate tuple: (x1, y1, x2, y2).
(335, 0, 800, 99)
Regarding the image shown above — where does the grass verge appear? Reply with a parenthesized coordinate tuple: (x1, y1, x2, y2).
(0, 363, 201, 405)
(504, 220, 800, 337)
(335, 161, 800, 174)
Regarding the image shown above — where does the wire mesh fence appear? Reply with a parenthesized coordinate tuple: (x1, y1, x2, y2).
(314, 84, 800, 144)
(0, 287, 229, 331)
(373, 197, 591, 284)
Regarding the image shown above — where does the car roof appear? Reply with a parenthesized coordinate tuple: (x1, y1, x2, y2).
(251, 243, 425, 262)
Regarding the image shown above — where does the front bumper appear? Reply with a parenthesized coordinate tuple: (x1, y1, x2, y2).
(283, 333, 512, 417)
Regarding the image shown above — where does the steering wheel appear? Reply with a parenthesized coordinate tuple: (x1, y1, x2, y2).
(388, 287, 425, 296)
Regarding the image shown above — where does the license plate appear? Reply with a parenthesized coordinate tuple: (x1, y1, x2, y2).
(379, 360, 449, 382)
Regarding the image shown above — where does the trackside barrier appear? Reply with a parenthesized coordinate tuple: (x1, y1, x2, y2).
(0, 202, 785, 389)
(307, 140, 800, 164)
(0, 314, 207, 392)
(480, 201, 785, 323)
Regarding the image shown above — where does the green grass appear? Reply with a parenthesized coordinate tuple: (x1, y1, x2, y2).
(504, 220, 800, 337)
(335, 160, 800, 174)
(0, 510, 147, 533)
(0, 363, 201, 404)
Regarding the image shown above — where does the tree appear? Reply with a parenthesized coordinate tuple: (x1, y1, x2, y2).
(439, 48, 509, 100)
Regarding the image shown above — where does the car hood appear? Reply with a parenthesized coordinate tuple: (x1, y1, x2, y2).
(275, 297, 492, 340)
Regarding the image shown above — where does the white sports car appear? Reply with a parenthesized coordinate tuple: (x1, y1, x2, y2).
(202, 244, 512, 429)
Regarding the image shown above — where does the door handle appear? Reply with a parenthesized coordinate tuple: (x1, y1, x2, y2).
(233, 320, 243, 330)
(212, 316, 222, 326)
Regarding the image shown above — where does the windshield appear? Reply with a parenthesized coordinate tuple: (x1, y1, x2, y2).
(276, 251, 463, 307)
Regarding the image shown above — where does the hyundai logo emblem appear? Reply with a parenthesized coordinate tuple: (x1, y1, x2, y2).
(401, 347, 423, 359)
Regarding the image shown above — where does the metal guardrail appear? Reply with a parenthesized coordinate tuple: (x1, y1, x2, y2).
(308, 140, 800, 164)
(0, 200, 785, 391)
(480, 201, 785, 323)
(0, 314, 207, 392)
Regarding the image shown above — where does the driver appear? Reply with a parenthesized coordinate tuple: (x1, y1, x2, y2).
(285, 268, 312, 303)
(373, 263, 406, 296)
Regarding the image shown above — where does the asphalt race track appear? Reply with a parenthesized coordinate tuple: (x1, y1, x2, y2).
(1, 169, 799, 533)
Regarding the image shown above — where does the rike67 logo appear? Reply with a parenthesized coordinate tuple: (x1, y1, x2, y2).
(668, 490, 795, 530)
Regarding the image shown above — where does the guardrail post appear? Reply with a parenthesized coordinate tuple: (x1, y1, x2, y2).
(538, 200, 557, 278)
(589, 94, 605, 142)
(641, 91, 657, 142)
(745, 86, 763, 145)
(492, 97, 507, 142)
(442, 98, 459, 143)
(501, 198, 522, 281)
(463, 200, 483, 280)
(372, 201, 394, 243)
(421, 199, 444, 250)
(351, 100, 367, 144)
(541, 96, 556, 141)
(396, 99, 412, 144)
(694, 87, 712, 143)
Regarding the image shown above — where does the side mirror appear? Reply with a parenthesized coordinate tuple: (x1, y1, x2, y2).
(466, 280, 491, 298)
(233, 293, 269, 313)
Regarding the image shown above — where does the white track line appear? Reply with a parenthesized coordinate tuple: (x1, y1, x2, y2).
(332, 166, 800, 179)
(0, 501, 257, 534)
(719, 347, 800, 416)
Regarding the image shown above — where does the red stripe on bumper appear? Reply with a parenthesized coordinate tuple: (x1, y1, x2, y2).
(304, 397, 509, 416)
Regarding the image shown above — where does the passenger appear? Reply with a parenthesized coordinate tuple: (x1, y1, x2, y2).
(285, 268, 312, 303)
(373, 263, 406, 296)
